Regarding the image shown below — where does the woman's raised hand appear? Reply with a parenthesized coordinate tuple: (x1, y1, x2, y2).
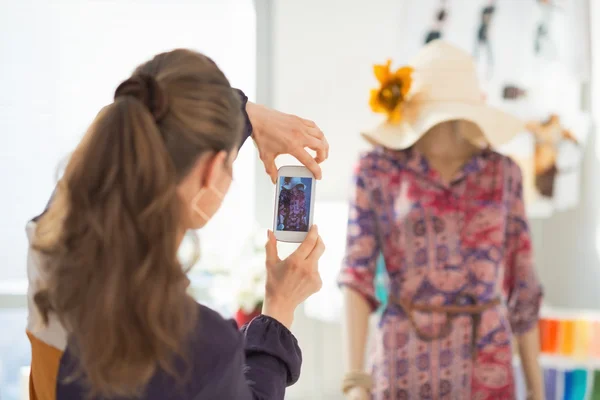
(262, 226, 325, 328)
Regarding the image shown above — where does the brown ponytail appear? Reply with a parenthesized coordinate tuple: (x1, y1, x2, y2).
(32, 49, 242, 398)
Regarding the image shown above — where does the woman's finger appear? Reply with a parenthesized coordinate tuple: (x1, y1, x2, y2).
(307, 236, 325, 268)
(265, 230, 280, 266)
(292, 225, 319, 260)
(263, 158, 278, 184)
(321, 136, 330, 163)
(304, 126, 329, 162)
(292, 148, 322, 179)
(315, 141, 328, 164)
(303, 135, 328, 164)
(301, 119, 324, 140)
(300, 118, 329, 160)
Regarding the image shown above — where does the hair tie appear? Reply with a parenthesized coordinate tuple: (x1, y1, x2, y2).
(114, 74, 169, 122)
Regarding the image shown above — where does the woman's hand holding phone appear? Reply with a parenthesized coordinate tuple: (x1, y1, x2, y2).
(246, 102, 329, 183)
(262, 225, 324, 329)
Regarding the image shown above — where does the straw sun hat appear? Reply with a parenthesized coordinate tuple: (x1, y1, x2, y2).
(362, 40, 525, 149)
(282, 177, 306, 190)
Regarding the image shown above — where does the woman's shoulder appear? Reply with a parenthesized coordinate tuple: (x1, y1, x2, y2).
(179, 304, 244, 392)
(193, 303, 242, 353)
(57, 304, 244, 399)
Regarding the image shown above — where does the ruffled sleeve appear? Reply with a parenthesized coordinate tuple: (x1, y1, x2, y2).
(219, 315, 301, 400)
(188, 310, 301, 400)
(503, 159, 543, 335)
(337, 154, 382, 311)
(240, 316, 302, 389)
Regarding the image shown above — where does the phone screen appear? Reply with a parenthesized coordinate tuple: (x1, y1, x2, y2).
(276, 176, 313, 232)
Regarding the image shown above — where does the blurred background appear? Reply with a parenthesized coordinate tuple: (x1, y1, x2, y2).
(0, 0, 598, 399)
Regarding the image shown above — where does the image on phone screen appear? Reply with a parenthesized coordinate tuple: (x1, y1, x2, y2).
(276, 176, 313, 232)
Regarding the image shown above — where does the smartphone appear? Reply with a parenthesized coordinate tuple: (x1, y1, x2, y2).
(273, 166, 316, 243)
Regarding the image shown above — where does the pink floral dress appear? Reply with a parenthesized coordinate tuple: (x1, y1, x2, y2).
(338, 147, 543, 400)
(278, 187, 308, 231)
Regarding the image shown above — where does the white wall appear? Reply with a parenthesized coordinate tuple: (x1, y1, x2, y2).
(266, 0, 598, 398)
(269, 0, 400, 203)
(527, 0, 600, 310)
(0, 0, 256, 282)
(268, 1, 403, 397)
(1, 2, 257, 397)
(266, 0, 589, 205)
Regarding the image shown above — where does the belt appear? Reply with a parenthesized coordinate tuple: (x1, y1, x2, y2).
(388, 294, 501, 359)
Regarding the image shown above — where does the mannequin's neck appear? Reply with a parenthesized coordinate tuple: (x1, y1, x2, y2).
(415, 122, 478, 159)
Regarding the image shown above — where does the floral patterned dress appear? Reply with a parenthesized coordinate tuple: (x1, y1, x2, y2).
(279, 187, 308, 231)
(338, 147, 543, 400)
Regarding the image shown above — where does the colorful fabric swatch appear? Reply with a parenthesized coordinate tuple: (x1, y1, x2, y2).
(545, 367, 558, 400)
(589, 369, 600, 400)
(573, 319, 591, 360)
(562, 369, 572, 400)
(563, 368, 587, 400)
(590, 322, 600, 359)
(513, 363, 527, 399)
(560, 320, 576, 355)
(540, 318, 560, 354)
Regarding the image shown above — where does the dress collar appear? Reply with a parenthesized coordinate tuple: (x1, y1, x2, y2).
(381, 145, 491, 188)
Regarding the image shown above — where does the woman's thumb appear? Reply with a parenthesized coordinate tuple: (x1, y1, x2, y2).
(264, 159, 278, 184)
(265, 230, 279, 265)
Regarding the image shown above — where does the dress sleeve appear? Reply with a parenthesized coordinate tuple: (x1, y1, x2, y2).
(298, 191, 307, 227)
(337, 155, 381, 311)
(503, 161, 543, 335)
(278, 190, 289, 224)
(233, 88, 253, 150)
(207, 315, 302, 400)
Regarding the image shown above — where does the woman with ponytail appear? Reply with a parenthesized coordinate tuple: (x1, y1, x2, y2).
(26, 49, 327, 400)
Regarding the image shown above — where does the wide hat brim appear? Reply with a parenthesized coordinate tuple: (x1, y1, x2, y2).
(361, 101, 525, 150)
(284, 184, 305, 190)
(283, 177, 306, 190)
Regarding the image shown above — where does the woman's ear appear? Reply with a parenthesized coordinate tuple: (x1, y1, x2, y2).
(202, 150, 228, 188)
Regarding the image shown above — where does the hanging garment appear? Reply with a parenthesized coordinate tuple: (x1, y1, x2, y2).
(424, 2, 447, 45)
(473, 3, 497, 78)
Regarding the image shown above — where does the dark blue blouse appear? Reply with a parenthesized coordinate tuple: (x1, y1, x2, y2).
(57, 305, 302, 400)
(49, 89, 303, 399)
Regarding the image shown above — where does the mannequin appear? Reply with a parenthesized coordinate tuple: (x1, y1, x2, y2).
(339, 41, 543, 400)
(341, 122, 544, 400)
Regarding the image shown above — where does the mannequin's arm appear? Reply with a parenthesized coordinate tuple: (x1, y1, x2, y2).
(516, 326, 543, 399)
(337, 154, 381, 396)
(504, 161, 544, 399)
(342, 288, 371, 372)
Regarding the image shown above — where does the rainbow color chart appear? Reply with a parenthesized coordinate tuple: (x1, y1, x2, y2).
(513, 308, 600, 400)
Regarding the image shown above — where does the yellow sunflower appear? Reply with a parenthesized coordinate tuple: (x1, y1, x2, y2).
(369, 60, 413, 123)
